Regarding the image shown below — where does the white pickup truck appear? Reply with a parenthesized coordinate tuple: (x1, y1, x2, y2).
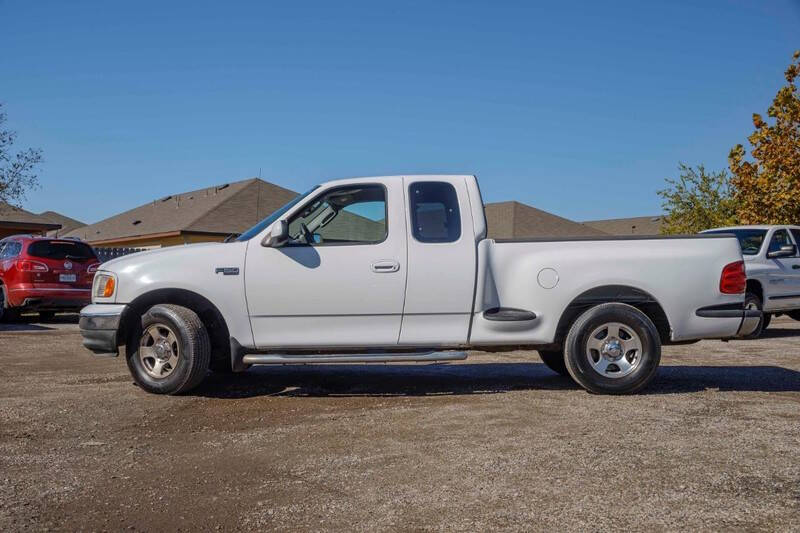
(80, 175, 759, 395)
(703, 225, 800, 337)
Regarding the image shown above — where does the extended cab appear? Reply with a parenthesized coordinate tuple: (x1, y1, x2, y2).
(79, 175, 759, 395)
(703, 225, 800, 337)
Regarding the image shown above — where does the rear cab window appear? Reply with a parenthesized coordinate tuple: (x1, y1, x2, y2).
(409, 182, 461, 243)
(27, 240, 97, 262)
(703, 229, 766, 255)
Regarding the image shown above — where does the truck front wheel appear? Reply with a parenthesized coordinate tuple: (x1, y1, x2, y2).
(126, 304, 211, 395)
(537, 350, 568, 376)
(564, 303, 661, 395)
(742, 292, 766, 339)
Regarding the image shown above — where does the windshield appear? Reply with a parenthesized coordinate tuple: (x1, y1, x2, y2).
(236, 186, 319, 242)
(704, 229, 767, 255)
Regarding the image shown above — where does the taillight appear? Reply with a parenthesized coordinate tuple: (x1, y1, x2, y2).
(17, 259, 49, 272)
(720, 261, 746, 294)
(87, 263, 100, 274)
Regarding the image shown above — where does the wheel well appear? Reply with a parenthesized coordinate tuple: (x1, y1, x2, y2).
(120, 289, 230, 365)
(554, 285, 672, 346)
(746, 279, 763, 301)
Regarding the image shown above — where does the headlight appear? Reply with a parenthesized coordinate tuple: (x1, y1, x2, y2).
(93, 274, 116, 299)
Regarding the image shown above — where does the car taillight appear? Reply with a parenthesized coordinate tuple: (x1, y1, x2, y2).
(87, 263, 100, 274)
(17, 259, 49, 272)
(720, 260, 746, 294)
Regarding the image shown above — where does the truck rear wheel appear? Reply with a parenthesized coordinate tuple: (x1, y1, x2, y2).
(788, 311, 800, 322)
(126, 304, 211, 395)
(564, 303, 661, 395)
(537, 350, 568, 376)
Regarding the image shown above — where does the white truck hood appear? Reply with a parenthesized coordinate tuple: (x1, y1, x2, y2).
(101, 242, 224, 271)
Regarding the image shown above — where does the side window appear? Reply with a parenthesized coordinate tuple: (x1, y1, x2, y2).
(287, 185, 387, 245)
(768, 229, 794, 254)
(1, 242, 21, 258)
(791, 229, 800, 250)
(0, 242, 6, 258)
(409, 182, 461, 243)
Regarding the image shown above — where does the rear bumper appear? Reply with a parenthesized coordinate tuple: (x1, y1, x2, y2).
(79, 304, 127, 356)
(695, 304, 761, 338)
(7, 287, 91, 310)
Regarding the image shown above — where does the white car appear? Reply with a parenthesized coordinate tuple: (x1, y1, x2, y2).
(79, 175, 759, 395)
(703, 225, 800, 337)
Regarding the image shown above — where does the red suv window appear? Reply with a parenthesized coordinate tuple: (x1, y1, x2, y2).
(1, 241, 22, 258)
(26, 240, 96, 261)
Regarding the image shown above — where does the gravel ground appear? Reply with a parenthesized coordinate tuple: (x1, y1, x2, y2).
(1, 315, 799, 532)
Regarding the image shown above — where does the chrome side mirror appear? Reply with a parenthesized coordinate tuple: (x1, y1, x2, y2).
(767, 244, 797, 259)
(261, 220, 289, 247)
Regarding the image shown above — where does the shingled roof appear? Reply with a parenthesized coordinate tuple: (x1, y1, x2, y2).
(40, 211, 86, 237)
(485, 201, 608, 239)
(583, 216, 664, 236)
(65, 178, 298, 244)
(0, 202, 62, 234)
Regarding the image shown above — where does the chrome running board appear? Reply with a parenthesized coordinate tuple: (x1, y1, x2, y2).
(242, 351, 468, 365)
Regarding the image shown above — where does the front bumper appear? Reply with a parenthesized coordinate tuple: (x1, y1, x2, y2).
(79, 304, 128, 356)
(695, 304, 762, 338)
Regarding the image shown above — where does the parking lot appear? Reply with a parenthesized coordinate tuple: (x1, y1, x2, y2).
(1, 316, 798, 531)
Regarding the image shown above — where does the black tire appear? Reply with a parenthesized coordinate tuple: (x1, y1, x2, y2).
(126, 304, 211, 395)
(788, 311, 800, 322)
(38, 311, 56, 321)
(564, 303, 661, 395)
(0, 286, 20, 323)
(743, 292, 765, 339)
(538, 350, 569, 376)
(762, 313, 772, 331)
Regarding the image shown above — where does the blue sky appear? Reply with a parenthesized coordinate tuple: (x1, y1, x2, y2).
(1, 0, 798, 224)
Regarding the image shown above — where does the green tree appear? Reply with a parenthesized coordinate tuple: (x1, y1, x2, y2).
(0, 102, 43, 206)
(658, 163, 738, 234)
(729, 51, 800, 224)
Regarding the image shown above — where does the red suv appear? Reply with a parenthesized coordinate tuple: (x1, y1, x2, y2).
(0, 235, 100, 321)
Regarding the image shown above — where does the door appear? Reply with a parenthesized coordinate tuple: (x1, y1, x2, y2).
(781, 229, 800, 309)
(764, 228, 800, 310)
(399, 177, 477, 345)
(245, 180, 408, 348)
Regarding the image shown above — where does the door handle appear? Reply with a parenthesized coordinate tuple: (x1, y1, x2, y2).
(371, 260, 400, 273)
